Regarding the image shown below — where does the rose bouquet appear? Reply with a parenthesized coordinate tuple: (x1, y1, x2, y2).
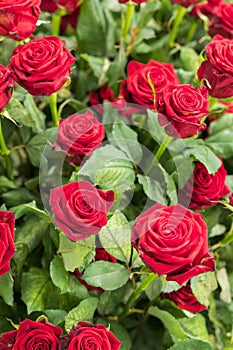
(0, 0, 233, 349)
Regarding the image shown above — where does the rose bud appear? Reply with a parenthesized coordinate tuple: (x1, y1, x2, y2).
(132, 203, 215, 285)
(0, 0, 41, 41)
(0, 211, 15, 277)
(9, 36, 76, 96)
(0, 65, 14, 112)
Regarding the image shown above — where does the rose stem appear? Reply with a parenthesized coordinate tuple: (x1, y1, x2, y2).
(121, 3, 135, 41)
(49, 93, 59, 126)
(52, 13, 61, 36)
(0, 119, 13, 180)
(169, 5, 186, 47)
(118, 273, 158, 322)
(187, 20, 198, 43)
(146, 134, 173, 175)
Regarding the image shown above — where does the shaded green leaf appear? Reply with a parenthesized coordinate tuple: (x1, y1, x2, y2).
(50, 256, 71, 294)
(0, 273, 14, 306)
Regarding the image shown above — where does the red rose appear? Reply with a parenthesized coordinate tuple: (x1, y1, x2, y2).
(62, 322, 121, 350)
(13, 319, 62, 350)
(0, 65, 14, 112)
(120, 60, 179, 109)
(50, 181, 114, 241)
(119, 0, 147, 3)
(0, 330, 17, 349)
(157, 84, 209, 138)
(60, 7, 80, 34)
(197, 35, 233, 99)
(171, 0, 202, 8)
(9, 36, 75, 96)
(192, 0, 221, 18)
(179, 159, 230, 210)
(0, 211, 15, 277)
(229, 193, 233, 206)
(163, 284, 206, 313)
(132, 204, 215, 285)
(208, 3, 233, 39)
(89, 85, 115, 107)
(0, 0, 41, 41)
(40, 0, 78, 14)
(54, 111, 105, 159)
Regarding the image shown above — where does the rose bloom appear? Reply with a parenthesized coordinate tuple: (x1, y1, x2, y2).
(157, 84, 209, 138)
(0, 211, 15, 277)
(50, 181, 114, 241)
(208, 3, 233, 39)
(192, 0, 221, 18)
(89, 85, 115, 107)
(171, 0, 202, 8)
(54, 110, 105, 158)
(0, 329, 17, 349)
(40, 0, 79, 14)
(120, 60, 179, 109)
(12, 319, 62, 350)
(179, 159, 230, 210)
(61, 322, 121, 350)
(197, 35, 233, 99)
(0, 0, 41, 41)
(9, 36, 75, 96)
(0, 65, 14, 112)
(229, 193, 233, 206)
(60, 6, 80, 34)
(132, 203, 215, 285)
(163, 284, 206, 313)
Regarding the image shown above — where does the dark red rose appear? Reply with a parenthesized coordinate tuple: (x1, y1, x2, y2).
(197, 35, 233, 99)
(89, 85, 115, 107)
(0, 330, 17, 349)
(163, 284, 206, 313)
(132, 204, 215, 285)
(62, 322, 121, 350)
(208, 3, 233, 39)
(0, 65, 14, 112)
(0, 0, 41, 41)
(119, 0, 147, 3)
(13, 319, 62, 350)
(171, 0, 202, 8)
(229, 193, 233, 206)
(54, 110, 105, 157)
(9, 36, 75, 96)
(40, 0, 78, 14)
(192, 0, 221, 18)
(179, 159, 230, 210)
(50, 181, 114, 241)
(60, 6, 80, 34)
(120, 60, 179, 109)
(0, 211, 15, 277)
(157, 84, 209, 138)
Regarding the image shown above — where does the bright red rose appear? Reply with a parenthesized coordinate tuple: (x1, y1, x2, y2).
(0, 65, 14, 112)
(208, 3, 233, 39)
(9, 36, 75, 96)
(163, 284, 206, 313)
(40, 0, 78, 14)
(179, 159, 230, 210)
(157, 84, 209, 138)
(50, 181, 114, 241)
(62, 322, 122, 350)
(120, 60, 179, 109)
(171, 0, 202, 8)
(0, 330, 17, 349)
(54, 110, 105, 157)
(0, 211, 15, 277)
(197, 35, 233, 98)
(13, 319, 62, 350)
(132, 204, 215, 285)
(0, 0, 41, 41)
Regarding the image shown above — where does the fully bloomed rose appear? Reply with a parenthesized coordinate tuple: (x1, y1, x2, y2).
(61, 322, 121, 350)
(120, 60, 179, 109)
(0, 65, 14, 112)
(9, 36, 75, 96)
(0, 329, 17, 349)
(157, 84, 209, 138)
(192, 0, 221, 18)
(132, 204, 215, 285)
(40, 0, 78, 14)
(163, 284, 206, 313)
(197, 35, 233, 98)
(179, 159, 230, 210)
(208, 3, 233, 39)
(13, 319, 62, 350)
(0, 211, 15, 277)
(0, 0, 41, 41)
(50, 181, 114, 241)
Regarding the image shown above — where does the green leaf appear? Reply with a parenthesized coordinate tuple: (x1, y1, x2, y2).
(0, 176, 17, 192)
(98, 210, 132, 263)
(158, 164, 178, 204)
(2, 188, 36, 207)
(145, 277, 163, 301)
(108, 321, 132, 350)
(147, 109, 166, 143)
(137, 2, 160, 29)
(168, 339, 213, 350)
(178, 314, 209, 341)
(50, 256, 71, 294)
(191, 272, 218, 307)
(175, 69, 195, 84)
(81, 54, 110, 85)
(137, 174, 166, 204)
(208, 113, 233, 135)
(10, 201, 49, 220)
(65, 297, 98, 332)
(187, 144, 221, 174)
(180, 47, 200, 73)
(97, 286, 127, 315)
(206, 130, 233, 159)
(82, 261, 130, 291)
(148, 306, 188, 342)
(0, 273, 14, 306)
(44, 309, 67, 326)
(21, 268, 56, 314)
(59, 233, 95, 272)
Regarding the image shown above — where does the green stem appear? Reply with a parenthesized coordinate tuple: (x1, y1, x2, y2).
(49, 93, 59, 126)
(121, 3, 135, 41)
(0, 120, 13, 180)
(118, 273, 158, 321)
(51, 13, 61, 36)
(187, 21, 198, 43)
(169, 5, 186, 47)
(146, 135, 173, 175)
